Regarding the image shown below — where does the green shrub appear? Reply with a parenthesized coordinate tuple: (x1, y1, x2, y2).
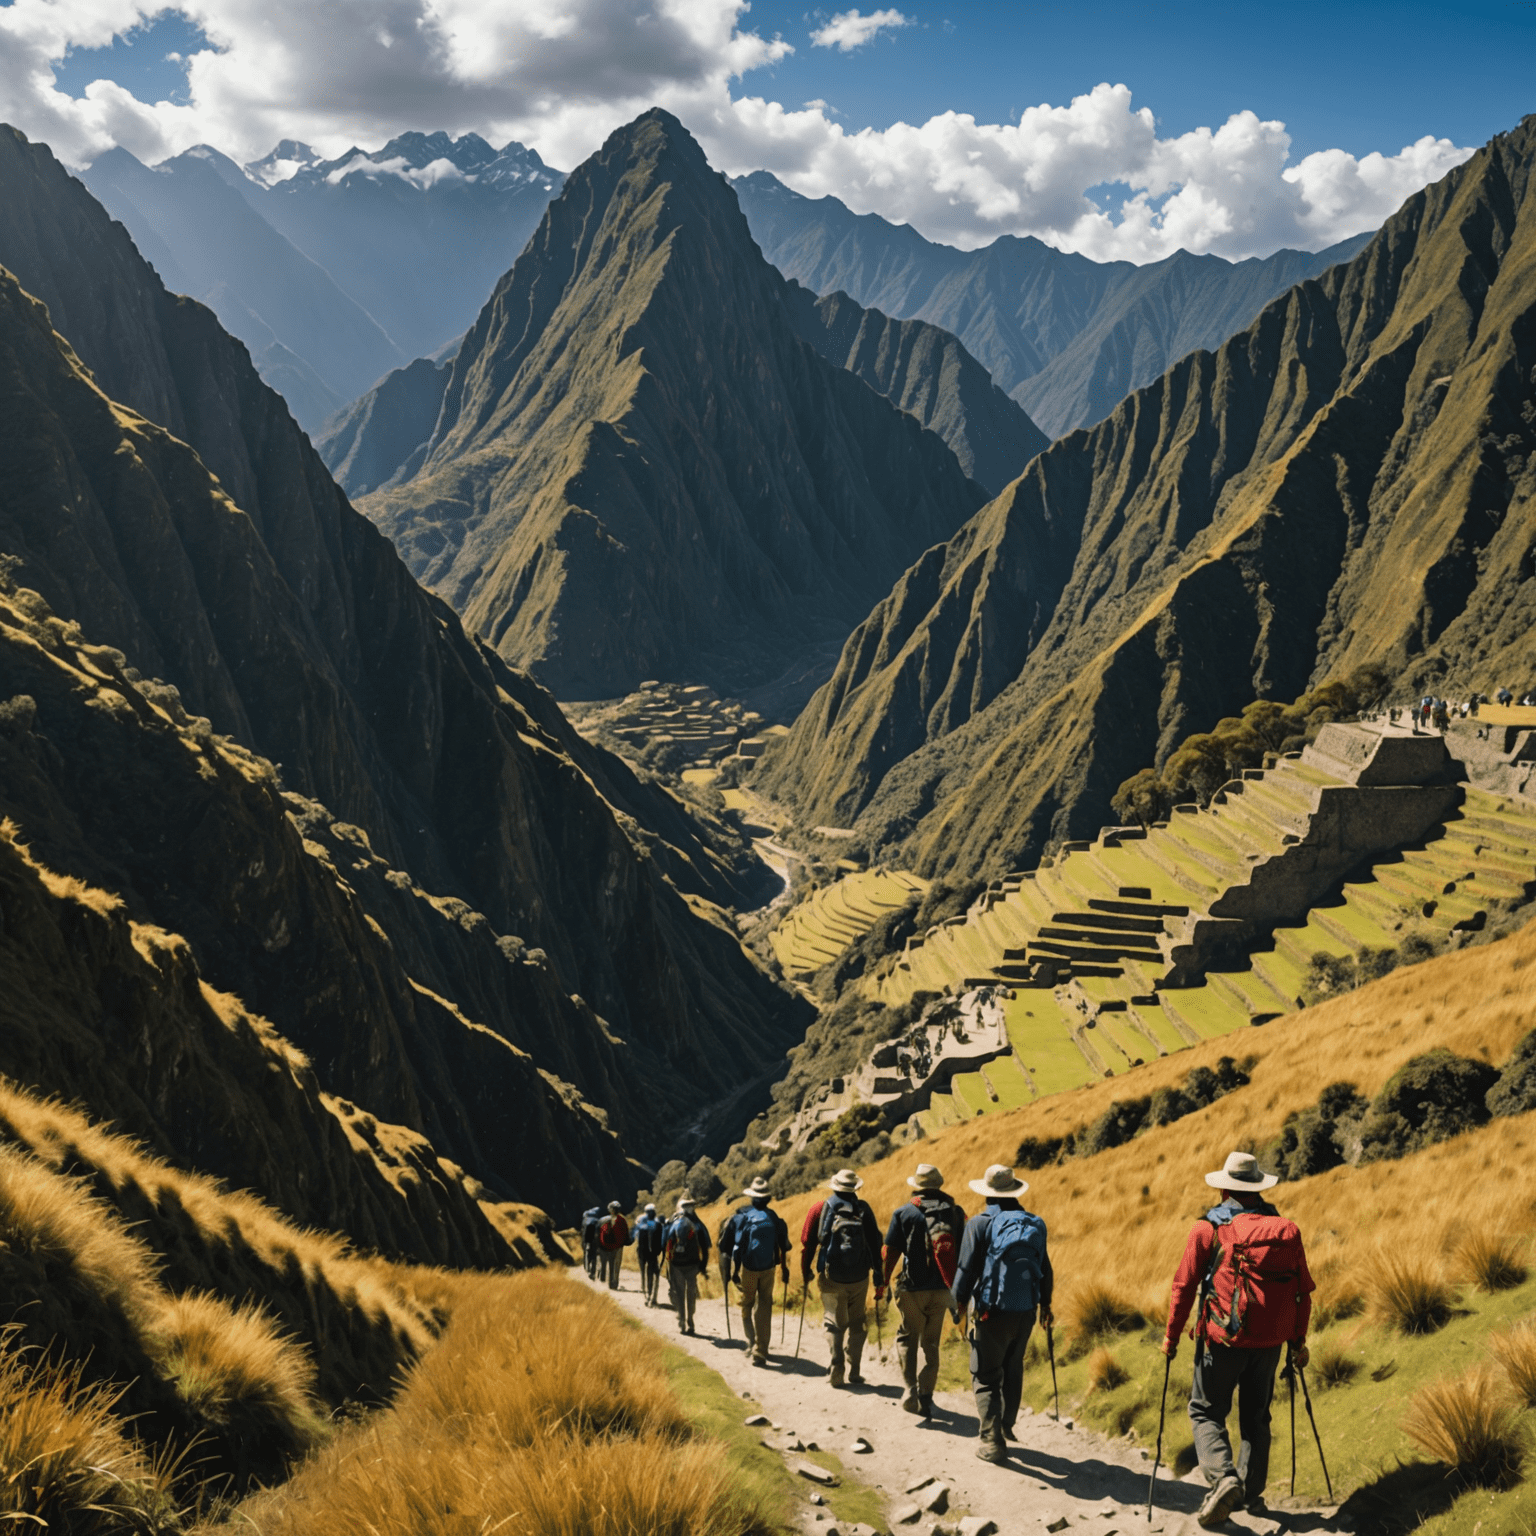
(1487, 1029, 1536, 1117)
(1359, 1050, 1498, 1161)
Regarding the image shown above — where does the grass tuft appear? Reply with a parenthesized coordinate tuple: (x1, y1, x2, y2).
(1087, 1347, 1131, 1392)
(1068, 1283, 1146, 1339)
(0, 1328, 183, 1534)
(1402, 1368, 1528, 1489)
(1372, 1255, 1453, 1336)
(1490, 1323, 1536, 1409)
(1457, 1232, 1529, 1293)
(1311, 1343, 1360, 1390)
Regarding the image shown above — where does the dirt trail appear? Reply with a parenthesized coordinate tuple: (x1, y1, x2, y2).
(600, 1269, 1344, 1536)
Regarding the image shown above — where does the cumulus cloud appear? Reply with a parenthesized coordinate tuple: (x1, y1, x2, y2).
(809, 8, 910, 52)
(0, 0, 1475, 264)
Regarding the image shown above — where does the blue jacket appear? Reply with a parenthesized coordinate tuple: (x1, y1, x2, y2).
(951, 1200, 1054, 1314)
(634, 1215, 665, 1260)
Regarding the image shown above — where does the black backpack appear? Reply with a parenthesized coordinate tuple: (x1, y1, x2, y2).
(670, 1215, 703, 1267)
(819, 1196, 870, 1284)
(905, 1195, 960, 1289)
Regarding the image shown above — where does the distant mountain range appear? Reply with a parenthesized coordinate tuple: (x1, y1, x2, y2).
(734, 170, 1372, 439)
(359, 110, 991, 702)
(759, 114, 1536, 877)
(82, 131, 563, 425)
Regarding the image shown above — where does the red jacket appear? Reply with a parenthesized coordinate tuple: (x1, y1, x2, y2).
(1165, 1204, 1314, 1350)
(598, 1213, 629, 1250)
(800, 1200, 825, 1281)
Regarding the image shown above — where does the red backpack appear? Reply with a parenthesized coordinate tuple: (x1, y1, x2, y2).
(909, 1196, 960, 1289)
(1197, 1206, 1306, 1347)
(599, 1215, 626, 1251)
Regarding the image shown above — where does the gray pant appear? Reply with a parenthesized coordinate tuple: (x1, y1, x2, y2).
(819, 1275, 868, 1380)
(1189, 1342, 1283, 1499)
(669, 1263, 701, 1330)
(897, 1287, 953, 1397)
(599, 1247, 623, 1288)
(639, 1256, 661, 1304)
(969, 1308, 1034, 1444)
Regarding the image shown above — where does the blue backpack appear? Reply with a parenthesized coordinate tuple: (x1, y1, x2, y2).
(977, 1208, 1046, 1311)
(635, 1216, 663, 1258)
(738, 1205, 779, 1269)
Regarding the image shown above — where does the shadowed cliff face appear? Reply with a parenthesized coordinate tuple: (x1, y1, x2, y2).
(762, 115, 1536, 878)
(0, 125, 810, 1217)
(363, 109, 987, 701)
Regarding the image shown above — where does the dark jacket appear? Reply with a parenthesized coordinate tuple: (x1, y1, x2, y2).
(718, 1207, 743, 1272)
(634, 1215, 665, 1260)
(951, 1199, 1054, 1315)
(580, 1207, 603, 1251)
(729, 1200, 790, 1274)
(883, 1191, 966, 1291)
(802, 1193, 883, 1282)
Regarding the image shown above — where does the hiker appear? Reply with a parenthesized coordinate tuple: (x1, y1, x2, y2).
(596, 1201, 630, 1289)
(883, 1162, 966, 1417)
(951, 1165, 1052, 1463)
(1498, 685, 1514, 706)
(800, 1169, 883, 1389)
(665, 1193, 711, 1335)
(579, 1206, 603, 1279)
(1161, 1151, 1316, 1529)
(718, 1201, 745, 1301)
(729, 1176, 791, 1367)
(634, 1202, 665, 1307)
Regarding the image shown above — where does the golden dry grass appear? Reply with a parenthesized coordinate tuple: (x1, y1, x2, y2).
(1372, 1254, 1454, 1335)
(1087, 1346, 1130, 1392)
(0, 1328, 181, 1534)
(1068, 1283, 1146, 1339)
(1402, 1368, 1529, 1488)
(1491, 1323, 1536, 1408)
(226, 1271, 770, 1536)
(1457, 1232, 1530, 1293)
(725, 914, 1536, 1334)
(1311, 1340, 1361, 1390)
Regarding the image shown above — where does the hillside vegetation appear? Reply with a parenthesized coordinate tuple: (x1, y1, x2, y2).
(759, 115, 1536, 879)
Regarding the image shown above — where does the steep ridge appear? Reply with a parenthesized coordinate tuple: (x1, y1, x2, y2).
(783, 284, 1049, 495)
(363, 109, 986, 701)
(735, 169, 1370, 437)
(82, 146, 405, 423)
(760, 115, 1536, 878)
(317, 350, 454, 497)
(0, 124, 806, 1203)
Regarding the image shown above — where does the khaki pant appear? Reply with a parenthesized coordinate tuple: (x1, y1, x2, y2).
(739, 1267, 778, 1361)
(669, 1264, 701, 1331)
(818, 1274, 868, 1381)
(897, 1286, 953, 1397)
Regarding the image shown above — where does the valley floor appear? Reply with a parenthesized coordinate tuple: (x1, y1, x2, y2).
(599, 1267, 1343, 1536)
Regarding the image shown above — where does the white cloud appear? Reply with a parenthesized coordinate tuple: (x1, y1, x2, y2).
(809, 8, 910, 52)
(0, 0, 1475, 264)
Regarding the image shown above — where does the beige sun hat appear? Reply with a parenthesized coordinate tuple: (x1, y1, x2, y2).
(1206, 1151, 1279, 1192)
(676, 1192, 697, 1211)
(739, 1176, 772, 1200)
(907, 1163, 944, 1190)
(644, 1203, 656, 1213)
(829, 1168, 864, 1194)
(968, 1164, 1029, 1198)
(607, 1200, 623, 1212)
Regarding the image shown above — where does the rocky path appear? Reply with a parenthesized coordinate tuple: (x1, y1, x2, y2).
(600, 1271, 1340, 1536)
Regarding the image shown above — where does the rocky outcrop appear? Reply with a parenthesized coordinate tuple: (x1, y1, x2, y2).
(784, 284, 1048, 496)
(735, 168, 1370, 439)
(363, 110, 986, 701)
(0, 125, 809, 1221)
(761, 115, 1536, 879)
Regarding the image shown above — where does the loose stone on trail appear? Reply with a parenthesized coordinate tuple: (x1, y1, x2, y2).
(796, 1461, 838, 1486)
(744, 1413, 770, 1426)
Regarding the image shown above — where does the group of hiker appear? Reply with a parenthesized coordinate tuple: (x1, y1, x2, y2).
(580, 1147, 1314, 1528)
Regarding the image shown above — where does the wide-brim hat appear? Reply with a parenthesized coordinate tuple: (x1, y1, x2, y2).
(739, 1176, 772, 1200)
(607, 1201, 623, 1212)
(1206, 1151, 1279, 1192)
(643, 1203, 656, 1212)
(829, 1168, 863, 1194)
(676, 1192, 697, 1211)
(907, 1163, 944, 1190)
(968, 1164, 1028, 1198)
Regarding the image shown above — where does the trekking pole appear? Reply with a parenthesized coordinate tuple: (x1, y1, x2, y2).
(723, 1270, 732, 1342)
(1285, 1348, 1297, 1498)
(1146, 1354, 1171, 1522)
(1297, 1360, 1334, 1502)
(780, 1269, 789, 1344)
(794, 1284, 808, 1359)
(1047, 1322, 1060, 1421)
(874, 1291, 884, 1359)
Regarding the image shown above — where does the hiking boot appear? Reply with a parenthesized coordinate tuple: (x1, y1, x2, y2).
(1003, 1420, 1018, 1441)
(901, 1391, 922, 1414)
(828, 1368, 845, 1389)
(919, 1396, 934, 1418)
(976, 1435, 1008, 1464)
(751, 1355, 768, 1368)
(1197, 1476, 1246, 1529)
(847, 1371, 865, 1386)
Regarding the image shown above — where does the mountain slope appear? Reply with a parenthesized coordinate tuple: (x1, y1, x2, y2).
(82, 146, 405, 422)
(760, 115, 1536, 877)
(317, 353, 453, 497)
(783, 284, 1049, 495)
(735, 170, 1371, 438)
(0, 123, 806, 1210)
(363, 109, 987, 701)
